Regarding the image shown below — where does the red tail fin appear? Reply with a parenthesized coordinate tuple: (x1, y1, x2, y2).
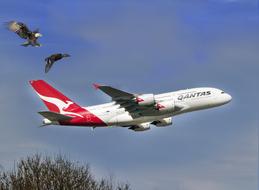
(29, 80, 81, 113)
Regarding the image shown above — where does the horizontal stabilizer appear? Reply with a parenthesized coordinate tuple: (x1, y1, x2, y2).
(38, 111, 73, 122)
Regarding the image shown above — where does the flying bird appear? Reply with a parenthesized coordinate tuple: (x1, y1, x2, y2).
(45, 53, 70, 73)
(6, 21, 42, 47)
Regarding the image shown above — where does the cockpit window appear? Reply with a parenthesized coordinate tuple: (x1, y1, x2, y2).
(221, 91, 225, 94)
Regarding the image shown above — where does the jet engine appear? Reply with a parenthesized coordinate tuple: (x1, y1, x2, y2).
(155, 100, 175, 113)
(152, 117, 172, 127)
(129, 122, 151, 132)
(135, 94, 155, 106)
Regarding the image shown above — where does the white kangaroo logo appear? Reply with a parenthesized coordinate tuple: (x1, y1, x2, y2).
(36, 92, 83, 118)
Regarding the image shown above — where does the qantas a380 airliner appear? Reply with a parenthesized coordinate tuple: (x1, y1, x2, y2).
(30, 80, 232, 132)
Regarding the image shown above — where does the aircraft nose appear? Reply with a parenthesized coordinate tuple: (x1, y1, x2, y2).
(225, 93, 232, 103)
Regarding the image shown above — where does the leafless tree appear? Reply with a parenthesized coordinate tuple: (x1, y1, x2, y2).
(0, 154, 130, 190)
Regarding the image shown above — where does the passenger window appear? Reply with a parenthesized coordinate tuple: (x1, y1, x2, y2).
(221, 91, 225, 94)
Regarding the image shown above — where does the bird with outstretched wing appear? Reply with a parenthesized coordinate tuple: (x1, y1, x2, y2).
(5, 21, 42, 47)
(45, 53, 70, 73)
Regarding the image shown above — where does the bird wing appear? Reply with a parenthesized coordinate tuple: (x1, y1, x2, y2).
(6, 21, 30, 39)
(45, 59, 55, 73)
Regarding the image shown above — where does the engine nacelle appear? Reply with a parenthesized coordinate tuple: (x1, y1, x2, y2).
(135, 94, 155, 106)
(155, 100, 175, 113)
(129, 123, 151, 132)
(152, 117, 172, 127)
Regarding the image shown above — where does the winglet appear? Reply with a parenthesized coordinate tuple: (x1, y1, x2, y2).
(93, 83, 101, 90)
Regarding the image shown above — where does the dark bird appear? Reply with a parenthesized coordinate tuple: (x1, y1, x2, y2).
(45, 53, 70, 73)
(6, 21, 42, 47)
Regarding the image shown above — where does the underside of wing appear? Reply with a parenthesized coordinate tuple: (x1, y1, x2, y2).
(45, 60, 54, 73)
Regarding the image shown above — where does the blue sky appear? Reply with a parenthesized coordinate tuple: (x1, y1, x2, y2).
(0, 0, 258, 189)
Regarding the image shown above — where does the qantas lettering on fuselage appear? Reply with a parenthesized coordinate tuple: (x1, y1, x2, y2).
(177, 91, 211, 101)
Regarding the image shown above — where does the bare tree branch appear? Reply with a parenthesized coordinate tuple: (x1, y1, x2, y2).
(0, 154, 131, 190)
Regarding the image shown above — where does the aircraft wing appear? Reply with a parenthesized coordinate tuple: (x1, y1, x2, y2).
(93, 83, 135, 100)
(94, 84, 154, 116)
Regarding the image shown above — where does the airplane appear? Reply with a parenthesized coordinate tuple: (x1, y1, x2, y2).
(29, 80, 232, 132)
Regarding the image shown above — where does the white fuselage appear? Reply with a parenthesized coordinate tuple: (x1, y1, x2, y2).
(84, 87, 232, 127)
